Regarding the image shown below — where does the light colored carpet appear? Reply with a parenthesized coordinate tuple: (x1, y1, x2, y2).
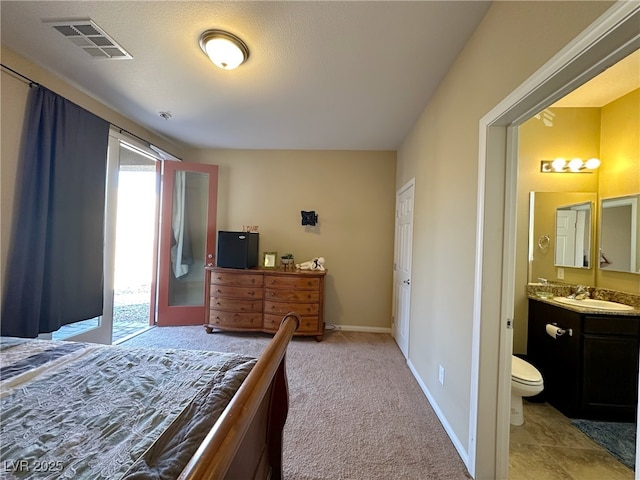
(121, 326, 471, 479)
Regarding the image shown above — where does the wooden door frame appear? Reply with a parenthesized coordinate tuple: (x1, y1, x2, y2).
(156, 161, 219, 326)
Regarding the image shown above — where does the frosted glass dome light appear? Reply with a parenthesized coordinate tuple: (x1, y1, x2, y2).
(199, 30, 249, 70)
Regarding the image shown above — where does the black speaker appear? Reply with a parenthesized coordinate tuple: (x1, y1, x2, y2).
(216, 231, 259, 269)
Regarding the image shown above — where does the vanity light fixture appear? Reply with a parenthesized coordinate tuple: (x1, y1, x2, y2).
(199, 29, 249, 70)
(540, 157, 601, 173)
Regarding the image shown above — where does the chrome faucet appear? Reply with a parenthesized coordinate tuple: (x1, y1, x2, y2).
(568, 285, 590, 300)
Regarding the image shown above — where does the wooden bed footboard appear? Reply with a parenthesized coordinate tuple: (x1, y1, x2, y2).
(178, 312, 300, 480)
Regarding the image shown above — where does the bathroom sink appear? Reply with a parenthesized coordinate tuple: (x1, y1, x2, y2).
(553, 297, 635, 311)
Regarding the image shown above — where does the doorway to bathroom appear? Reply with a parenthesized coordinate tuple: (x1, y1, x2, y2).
(509, 51, 639, 478)
(470, 4, 640, 478)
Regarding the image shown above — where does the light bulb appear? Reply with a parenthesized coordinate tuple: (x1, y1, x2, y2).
(585, 158, 601, 169)
(551, 158, 566, 171)
(568, 158, 583, 171)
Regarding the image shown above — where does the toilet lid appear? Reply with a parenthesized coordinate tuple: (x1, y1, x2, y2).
(512, 356, 542, 385)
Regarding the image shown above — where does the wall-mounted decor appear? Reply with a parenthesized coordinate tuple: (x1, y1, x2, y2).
(263, 252, 277, 269)
(301, 210, 318, 226)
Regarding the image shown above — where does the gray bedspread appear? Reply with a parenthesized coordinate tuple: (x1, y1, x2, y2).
(0, 337, 256, 479)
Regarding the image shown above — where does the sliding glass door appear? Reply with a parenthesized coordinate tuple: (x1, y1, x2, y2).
(54, 133, 160, 343)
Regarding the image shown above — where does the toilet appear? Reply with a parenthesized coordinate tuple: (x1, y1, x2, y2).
(511, 355, 544, 426)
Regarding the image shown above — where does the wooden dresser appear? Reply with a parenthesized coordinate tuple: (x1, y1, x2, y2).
(205, 267, 326, 341)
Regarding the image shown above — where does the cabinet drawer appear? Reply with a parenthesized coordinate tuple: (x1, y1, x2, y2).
(211, 272, 263, 287)
(264, 301, 319, 316)
(584, 316, 640, 336)
(264, 314, 320, 333)
(210, 297, 262, 312)
(210, 285, 263, 299)
(209, 310, 262, 328)
(265, 288, 319, 303)
(264, 275, 320, 289)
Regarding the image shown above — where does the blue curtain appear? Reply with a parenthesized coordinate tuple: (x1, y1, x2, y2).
(1, 86, 109, 337)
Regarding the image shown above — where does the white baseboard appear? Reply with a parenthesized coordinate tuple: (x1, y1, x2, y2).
(407, 359, 470, 471)
(325, 324, 392, 334)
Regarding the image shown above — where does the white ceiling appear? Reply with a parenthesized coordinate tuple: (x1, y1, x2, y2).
(551, 48, 640, 108)
(0, 1, 492, 150)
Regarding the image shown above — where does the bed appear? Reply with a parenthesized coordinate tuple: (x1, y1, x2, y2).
(0, 312, 300, 479)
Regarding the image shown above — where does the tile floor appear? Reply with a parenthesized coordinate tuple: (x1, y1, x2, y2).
(509, 401, 634, 479)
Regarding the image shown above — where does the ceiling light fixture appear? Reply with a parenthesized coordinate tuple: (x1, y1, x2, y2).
(199, 29, 249, 70)
(540, 157, 601, 173)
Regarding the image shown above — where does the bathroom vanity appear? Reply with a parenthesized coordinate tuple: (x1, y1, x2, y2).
(527, 298, 640, 421)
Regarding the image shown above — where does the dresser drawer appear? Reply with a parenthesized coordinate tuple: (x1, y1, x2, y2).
(264, 275, 320, 290)
(210, 284, 263, 300)
(209, 310, 262, 329)
(265, 288, 320, 303)
(210, 297, 262, 312)
(264, 301, 319, 316)
(264, 314, 321, 333)
(211, 272, 263, 287)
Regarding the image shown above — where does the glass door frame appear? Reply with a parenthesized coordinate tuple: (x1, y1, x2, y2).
(155, 161, 219, 326)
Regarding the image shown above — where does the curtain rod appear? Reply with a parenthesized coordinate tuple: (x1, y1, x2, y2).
(1, 62, 181, 161)
(1, 63, 39, 87)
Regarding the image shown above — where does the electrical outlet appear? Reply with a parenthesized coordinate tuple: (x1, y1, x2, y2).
(557, 267, 565, 280)
(438, 365, 445, 386)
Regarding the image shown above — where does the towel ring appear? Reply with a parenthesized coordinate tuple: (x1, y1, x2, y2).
(538, 234, 550, 250)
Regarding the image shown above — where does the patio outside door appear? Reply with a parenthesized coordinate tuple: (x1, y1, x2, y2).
(156, 161, 218, 326)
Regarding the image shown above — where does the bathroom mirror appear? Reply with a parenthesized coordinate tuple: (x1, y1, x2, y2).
(528, 192, 596, 282)
(599, 194, 640, 274)
(555, 202, 592, 268)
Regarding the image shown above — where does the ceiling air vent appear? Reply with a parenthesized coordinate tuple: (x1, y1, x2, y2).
(44, 19, 132, 59)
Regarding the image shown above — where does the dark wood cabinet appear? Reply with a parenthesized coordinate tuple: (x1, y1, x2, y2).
(527, 299, 640, 421)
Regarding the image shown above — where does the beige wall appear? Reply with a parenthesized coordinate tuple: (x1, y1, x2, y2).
(1, 70, 28, 294)
(395, 0, 612, 467)
(188, 148, 397, 329)
(0, 47, 187, 296)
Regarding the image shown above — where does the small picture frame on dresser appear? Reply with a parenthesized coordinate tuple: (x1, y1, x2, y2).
(263, 252, 277, 269)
